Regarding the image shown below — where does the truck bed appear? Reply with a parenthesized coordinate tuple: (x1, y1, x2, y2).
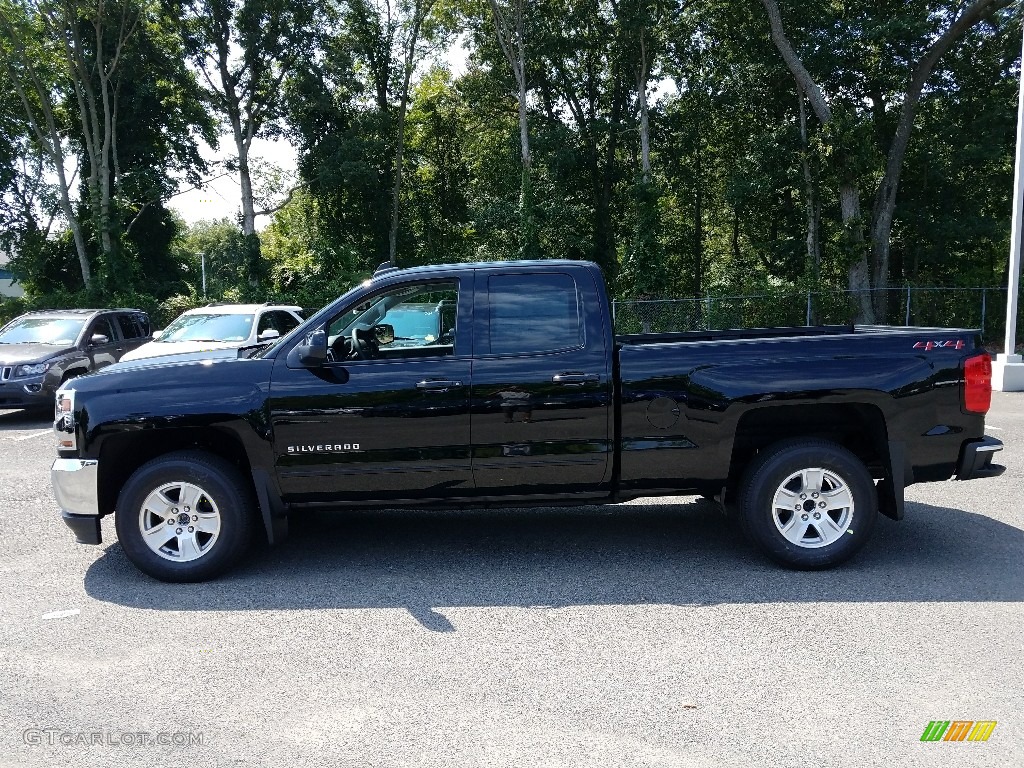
(616, 324, 855, 345)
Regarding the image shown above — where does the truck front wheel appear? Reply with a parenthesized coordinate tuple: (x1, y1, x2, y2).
(115, 451, 254, 582)
(737, 440, 877, 569)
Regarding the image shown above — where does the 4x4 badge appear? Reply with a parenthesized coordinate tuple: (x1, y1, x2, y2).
(914, 340, 964, 351)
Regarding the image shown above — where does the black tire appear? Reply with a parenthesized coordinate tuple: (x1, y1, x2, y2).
(115, 450, 255, 582)
(737, 439, 877, 569)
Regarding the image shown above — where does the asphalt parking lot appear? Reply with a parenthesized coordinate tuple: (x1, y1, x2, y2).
(0, 394, 1021, 768)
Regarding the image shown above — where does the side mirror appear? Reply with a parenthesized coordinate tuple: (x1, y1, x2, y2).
(257, 329, 281, 343)
(292, 329, 327, 367)
(152, 329, 164, 340)
(90, 334, 109, 346)
(374, 323, 395, 345)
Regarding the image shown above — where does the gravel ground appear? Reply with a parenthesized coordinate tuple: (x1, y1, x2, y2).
(0, 393, 1021, 767)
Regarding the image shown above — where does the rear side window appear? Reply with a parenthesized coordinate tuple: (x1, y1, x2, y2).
(488, 273, 582, 355)
(117, 313, 144, 339)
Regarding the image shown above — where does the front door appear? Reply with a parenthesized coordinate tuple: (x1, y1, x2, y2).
(84, 315, 122, 369)
(269, 279, 474, 504)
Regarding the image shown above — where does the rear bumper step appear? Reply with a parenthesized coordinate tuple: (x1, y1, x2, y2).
(956, 436, 1005, 481)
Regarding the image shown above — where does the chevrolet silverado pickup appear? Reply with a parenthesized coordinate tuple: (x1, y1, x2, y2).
(50, 260, 1004, 582)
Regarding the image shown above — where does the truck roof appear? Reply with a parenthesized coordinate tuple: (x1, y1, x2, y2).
(373, 259, 600, 281)
(20, 308, 143, 317)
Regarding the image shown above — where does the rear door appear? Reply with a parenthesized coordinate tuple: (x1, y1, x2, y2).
(114, 312, 150, 357)
(469, 267, 613, 496)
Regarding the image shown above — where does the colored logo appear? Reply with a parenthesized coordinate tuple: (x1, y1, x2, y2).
(913, 339, 965, 351)
(920, 721, 997, 742)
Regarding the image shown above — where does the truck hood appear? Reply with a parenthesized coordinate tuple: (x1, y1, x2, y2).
(90, 350, 256, 377)
(0, 342, 74, 365)
(60, 351, 276, 453)
(65, 352, 273, 399)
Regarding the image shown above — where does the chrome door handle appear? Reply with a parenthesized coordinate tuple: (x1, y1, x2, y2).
(551, 373, 600, 385)
(416, 379, 463, 391)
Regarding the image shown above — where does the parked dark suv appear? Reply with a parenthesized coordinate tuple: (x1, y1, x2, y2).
(0, 308, 151, 409)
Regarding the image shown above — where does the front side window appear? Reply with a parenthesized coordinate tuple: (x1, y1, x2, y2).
(159, 313, 255, 343)
(488, 273, 582, 355)
(327, 282, 458, 360)
(257, 312, 277, 335)
(0, 317, 85, 346)
(89, 317, 117, 343)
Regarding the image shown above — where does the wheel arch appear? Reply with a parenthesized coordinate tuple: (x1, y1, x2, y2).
(728, 402, 900, 519)
(60, 366, 89, 382)
(98, 428, 253, 517)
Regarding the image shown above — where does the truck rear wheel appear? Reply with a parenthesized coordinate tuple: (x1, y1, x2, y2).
(115, 451, 254, 582)
(737, 440, 877, 569)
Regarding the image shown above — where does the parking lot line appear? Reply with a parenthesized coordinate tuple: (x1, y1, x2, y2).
(12, 429, 51, 441)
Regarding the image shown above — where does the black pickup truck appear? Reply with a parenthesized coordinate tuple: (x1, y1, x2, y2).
(51, 259, 1004, 581)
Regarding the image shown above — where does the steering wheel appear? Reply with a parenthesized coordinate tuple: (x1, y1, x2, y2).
(348, 327, 364, 360)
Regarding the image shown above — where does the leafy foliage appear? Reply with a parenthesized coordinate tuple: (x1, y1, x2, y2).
(1, 0, 1021, 342)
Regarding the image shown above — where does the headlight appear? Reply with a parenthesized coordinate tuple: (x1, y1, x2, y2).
(55, 390, 76, 450)
(16, 363, 49, 377)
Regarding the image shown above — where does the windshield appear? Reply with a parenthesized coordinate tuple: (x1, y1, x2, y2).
(0, 317, 85, 345)
(159, 313, 254, 342)
(386, 306, 440, 342)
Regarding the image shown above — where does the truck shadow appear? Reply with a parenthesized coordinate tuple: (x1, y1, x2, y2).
(0, 408, 51, 430)
(83, 498, 1024, 631)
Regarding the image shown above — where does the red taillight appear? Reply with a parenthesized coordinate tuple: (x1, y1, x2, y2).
(964, 352, 992, 414)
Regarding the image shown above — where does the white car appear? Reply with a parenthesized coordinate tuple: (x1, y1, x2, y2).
(120, 304, 303, 362)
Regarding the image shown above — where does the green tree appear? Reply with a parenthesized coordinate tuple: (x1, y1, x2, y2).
(759, 0, 1015, 320)
(176, 0, 315, 236)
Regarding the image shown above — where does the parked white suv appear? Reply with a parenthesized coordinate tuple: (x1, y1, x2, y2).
(120, 303, 303, 362)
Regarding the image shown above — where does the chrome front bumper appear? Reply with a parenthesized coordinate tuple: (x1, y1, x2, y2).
(51, 458, 100, 516)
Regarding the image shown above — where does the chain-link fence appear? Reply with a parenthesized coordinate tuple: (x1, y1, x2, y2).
(613, 287, 1022, 348)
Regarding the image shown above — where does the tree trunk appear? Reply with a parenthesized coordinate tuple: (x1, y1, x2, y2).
(797, 86, 819, 285)
(732, 206, 741, 270)
(637, 31, 651, 182)
(389, 7, 430, 265)
(490, 0, 535, 257)
(517, 29, 530, 170)
(760, 0, 832, 125)
(763, 0, 1012, 320)
(238, 144, 256, 236)
(868, 0, 1012, 320)
(1, 11, 93, 286)
(694, 142, 704, 301)
(839, 184, 874, 322)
